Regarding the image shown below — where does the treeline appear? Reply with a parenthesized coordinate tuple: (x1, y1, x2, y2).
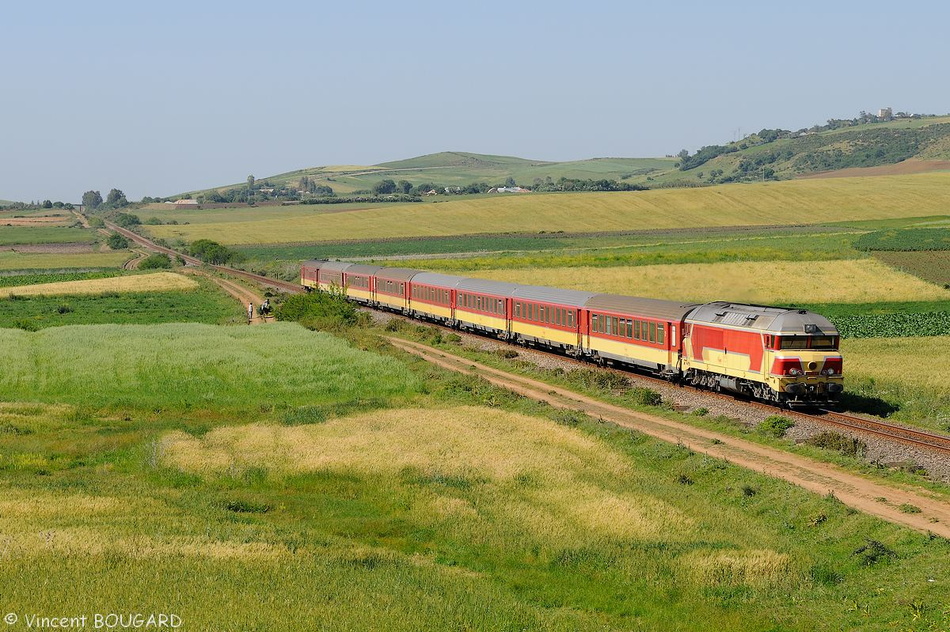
(0, 200, 75, 211)
(530, 177, 647, 192)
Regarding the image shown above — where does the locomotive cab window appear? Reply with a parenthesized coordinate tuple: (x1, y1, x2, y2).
(779, 337, 808, 349)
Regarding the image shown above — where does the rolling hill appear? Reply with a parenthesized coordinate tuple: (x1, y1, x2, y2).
(180, 114, 950, 201)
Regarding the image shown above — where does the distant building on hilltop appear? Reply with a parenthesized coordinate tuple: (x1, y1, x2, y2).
(878, 107, 893, 119)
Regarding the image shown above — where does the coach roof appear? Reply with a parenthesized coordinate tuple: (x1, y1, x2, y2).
(585, 294, 700, 321)
(344, 264, 381, 276)
(457, 278, 521, 297)
(374, 267, 424, 282)
(317, 261, 353, 274)
(512, 285, 597, 308)
(411, 272, 467, 288)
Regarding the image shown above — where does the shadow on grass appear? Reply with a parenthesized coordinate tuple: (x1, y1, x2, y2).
(838, 393, 899, 417)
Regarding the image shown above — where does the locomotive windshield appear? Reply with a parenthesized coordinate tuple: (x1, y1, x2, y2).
(777, 335, 838, 350)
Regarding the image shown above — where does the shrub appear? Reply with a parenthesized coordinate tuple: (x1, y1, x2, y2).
(758, 415, 795, 438)
(138, 254, 173, 270)
(106, 232, 129, 249)
(627, 387, 663, 407)
(806, 431, 867, 458)
(275, 288, 365, 331)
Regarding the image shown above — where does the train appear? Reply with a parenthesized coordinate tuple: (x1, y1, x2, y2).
(300, 260, 844, 407)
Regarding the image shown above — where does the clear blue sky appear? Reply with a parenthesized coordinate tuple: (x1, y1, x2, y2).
(2, 0, 947, 202)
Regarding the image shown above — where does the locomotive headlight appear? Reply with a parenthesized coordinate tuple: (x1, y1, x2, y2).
(787, 368, 802, 376)
(823, 367, 837, 376)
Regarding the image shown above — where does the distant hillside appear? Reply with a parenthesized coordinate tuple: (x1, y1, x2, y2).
(184, 152, 674, 200)
(181, 115, 950, 201)
(653, 115, 950, 186)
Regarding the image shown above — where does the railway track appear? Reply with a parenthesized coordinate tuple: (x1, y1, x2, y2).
(102, 217, 950, 458)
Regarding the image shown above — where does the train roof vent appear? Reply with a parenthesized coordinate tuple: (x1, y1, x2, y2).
(720, 312, 750, 326)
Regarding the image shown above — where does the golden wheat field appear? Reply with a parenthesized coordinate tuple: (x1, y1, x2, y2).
(145, 172, 950, 244)
(842, 336, 950, 395)
(0, 272, 198, 298)
(472, 259, 950, 304)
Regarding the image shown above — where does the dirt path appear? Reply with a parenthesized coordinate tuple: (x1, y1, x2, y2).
(123, 250, 149, 270)
(388, 337, 950, 537)
(184, 269, 272, 325)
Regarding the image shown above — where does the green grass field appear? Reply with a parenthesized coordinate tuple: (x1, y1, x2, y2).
(0, 226, 95, 245)
(146, 172, 950, 245)
(0, 250, 130, 270)
(0, 324, 947, 630)
(0, 276, 243, 330)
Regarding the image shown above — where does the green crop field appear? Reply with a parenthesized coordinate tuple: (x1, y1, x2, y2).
(874, 250, 950, 286)
(0, 322, 947, 630)
(0, 226, 95, 245)
(0, 250, 130, 270)
(145, 172, 950, 245)
(0, 277, 242, 330)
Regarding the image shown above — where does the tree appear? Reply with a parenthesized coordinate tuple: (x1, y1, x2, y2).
(107, 232, 129, 249)
(397, 180, 412, 194)
(505, 176, 516, 187)
(82, 190, 103, 210)
(373, 179, 397, 195)
(106, 188, 128, 208)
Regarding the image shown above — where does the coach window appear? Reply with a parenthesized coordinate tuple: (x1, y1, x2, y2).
(649, 322, 657, 343)
(568, 311, 575, 328)
(626, 319, 633, 338)
(591, 314, 599, 332)
(658, 324, 665, 345)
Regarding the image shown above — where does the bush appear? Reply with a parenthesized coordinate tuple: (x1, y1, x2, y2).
(275, 288, 365, 331)
(627, 387, 663, 407)
(189, 239, 244, 265)
(759, 415, 795, 438)
(106, 232, 129, 249)
(138, 254, 173, 270)
(806, 431, 867, 458)
(112, 212, 141, 228)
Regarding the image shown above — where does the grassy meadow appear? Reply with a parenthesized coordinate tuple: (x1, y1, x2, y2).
(1, 323, 948, 630)
(0, 226, 95, 245)
(0, 277, 243, 330)
(0, 250, 130, 270)
(145, 172, 950, 244)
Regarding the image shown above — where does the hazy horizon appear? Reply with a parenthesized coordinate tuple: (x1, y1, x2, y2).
(3, 0, 948, 202)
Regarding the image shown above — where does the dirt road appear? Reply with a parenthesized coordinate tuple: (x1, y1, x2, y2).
(388, 337, 950, 537)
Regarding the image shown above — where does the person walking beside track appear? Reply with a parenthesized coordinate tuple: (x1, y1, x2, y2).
(247, 302, 254, 324)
